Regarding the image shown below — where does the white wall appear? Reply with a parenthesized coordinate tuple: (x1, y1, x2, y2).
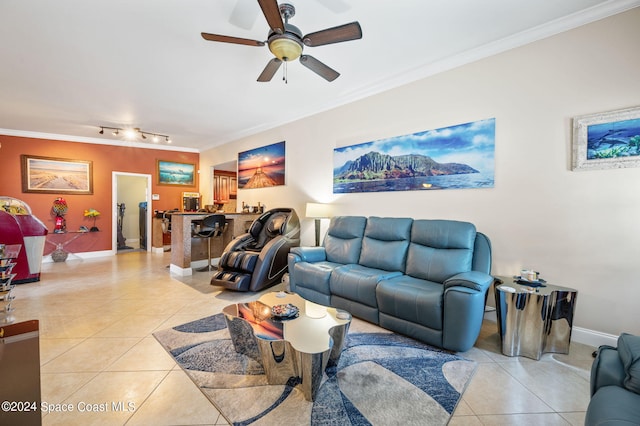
(200, 9, 640, 338)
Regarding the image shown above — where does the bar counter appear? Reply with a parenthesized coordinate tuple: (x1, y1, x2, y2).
(169, 212, 261, 276)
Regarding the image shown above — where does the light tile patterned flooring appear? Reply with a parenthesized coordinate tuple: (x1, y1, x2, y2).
(9, 252, 594, 425)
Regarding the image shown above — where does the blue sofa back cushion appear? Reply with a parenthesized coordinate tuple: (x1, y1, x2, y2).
(411, 219, 477, 249)
(359, 217, 412, 272)
(406, 220, 475, 282)
(324, 216, 367, 265)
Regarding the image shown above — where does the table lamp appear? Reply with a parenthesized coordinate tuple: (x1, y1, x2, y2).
(305, 202, 332, 246)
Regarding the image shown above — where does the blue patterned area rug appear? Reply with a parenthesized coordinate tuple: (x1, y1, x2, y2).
(153, 314, 476, 425)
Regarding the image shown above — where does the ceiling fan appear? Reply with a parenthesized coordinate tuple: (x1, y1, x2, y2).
(201, 0, 362, 82)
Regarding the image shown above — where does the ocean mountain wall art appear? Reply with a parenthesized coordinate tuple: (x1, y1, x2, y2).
(333, 118, 496, 193)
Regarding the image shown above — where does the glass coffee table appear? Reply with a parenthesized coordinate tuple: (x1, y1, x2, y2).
(222, 292, 351, 401)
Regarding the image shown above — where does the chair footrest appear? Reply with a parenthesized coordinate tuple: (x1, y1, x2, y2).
(211, 271, 251, 291)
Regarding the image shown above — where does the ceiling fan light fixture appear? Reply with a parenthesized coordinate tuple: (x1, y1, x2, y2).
(268, 37, 302, 61)
(201, 1, 361, 82)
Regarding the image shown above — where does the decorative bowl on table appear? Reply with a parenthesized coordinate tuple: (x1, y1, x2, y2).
(271, 303, 299, 320)
(513, 275, 547, 287)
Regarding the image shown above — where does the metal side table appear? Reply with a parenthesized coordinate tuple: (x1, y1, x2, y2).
(494, 276, 577, 360)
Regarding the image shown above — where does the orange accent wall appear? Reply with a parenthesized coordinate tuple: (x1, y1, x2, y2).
(0, 135, 199, 254)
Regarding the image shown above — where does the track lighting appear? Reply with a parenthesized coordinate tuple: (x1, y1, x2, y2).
(124, 128, 138, 140)
(97, 126, 172, 144)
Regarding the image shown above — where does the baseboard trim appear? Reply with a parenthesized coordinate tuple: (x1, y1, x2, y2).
(169, 264, 192, 276)
(571, 326, 618, 349)
(42, 247, 170, 263)
(483, 311, 618, 349)
(42, 249, 113, 263)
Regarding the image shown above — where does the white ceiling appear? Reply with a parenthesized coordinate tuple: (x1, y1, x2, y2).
(0, 0, 637, 152)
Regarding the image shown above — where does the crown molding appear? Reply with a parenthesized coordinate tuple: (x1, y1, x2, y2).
(341, 0, 640, 105)
(205, 0, 640, 149)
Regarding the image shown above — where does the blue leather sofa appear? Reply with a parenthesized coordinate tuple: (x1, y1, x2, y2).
(586, 333, 640, 425)
(287, 216, 493, 352)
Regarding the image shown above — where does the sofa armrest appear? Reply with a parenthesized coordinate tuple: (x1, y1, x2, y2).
(442, 285, 486, 352)
(443, 271, 493, 292)
(591, 346, 625, 396)
(289, 246, 327, 263)
(287, 247, 329, 296)
(617, 333, 640, 394)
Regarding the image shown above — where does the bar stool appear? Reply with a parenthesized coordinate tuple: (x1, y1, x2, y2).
(194, 214, 227, 272)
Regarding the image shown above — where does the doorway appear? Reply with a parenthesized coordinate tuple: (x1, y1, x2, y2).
(112, 172, 152, 253)
(213, 160, 238, 213)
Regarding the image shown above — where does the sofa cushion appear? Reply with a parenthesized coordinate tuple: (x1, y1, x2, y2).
(359, 217, 412, 272)
(330, 264, 402, 308)
(324, 216, 367, 265)
(406, 220, 476, 283)
(618, 333, 640, 394)
(377, 275, 444, 331)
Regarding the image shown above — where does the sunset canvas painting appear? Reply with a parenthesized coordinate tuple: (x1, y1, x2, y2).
(238, 141, 286, 189)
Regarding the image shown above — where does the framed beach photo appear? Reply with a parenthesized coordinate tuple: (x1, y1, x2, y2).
(157, 160, 196, 186)
(21, 155, 93, 194)
(572, 106, 640, 171)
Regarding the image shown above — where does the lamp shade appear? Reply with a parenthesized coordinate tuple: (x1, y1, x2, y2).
(305, 203, 332, 219)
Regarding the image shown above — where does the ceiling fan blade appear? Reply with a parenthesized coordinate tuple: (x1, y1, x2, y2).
(201, 32, 265, 47)
(299, 55, 340, 82)
(257, 58, 282, 82)
(229, 0, 259, 30)
(257, 0, 284, 33)
(303, 21, 362, 47)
